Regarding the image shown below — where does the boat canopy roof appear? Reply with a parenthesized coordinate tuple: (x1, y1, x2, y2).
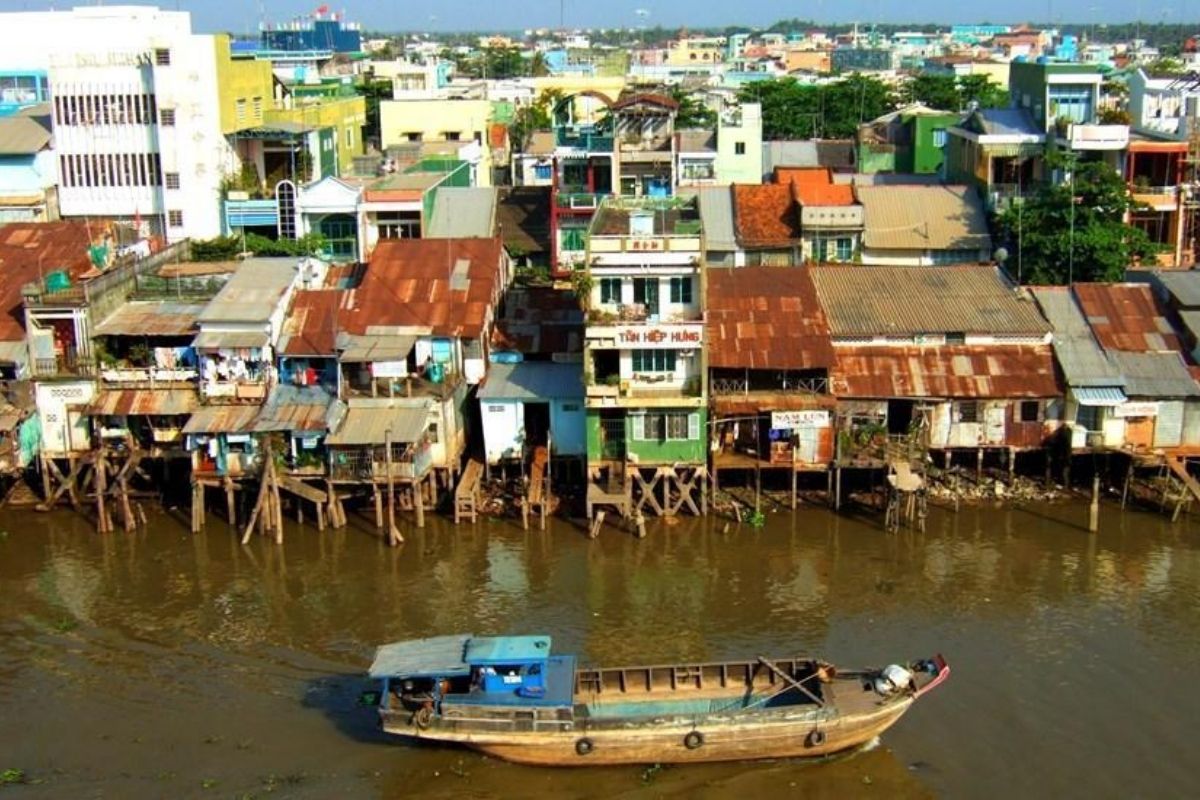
(465, 636, 552, 665)
(369, 634, 473, 679)
(369, 634, 554, 679)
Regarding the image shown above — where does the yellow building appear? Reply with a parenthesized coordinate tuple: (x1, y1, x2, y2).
(380, 98, 494, 186)
(266, 94, 367, 178)
(214, 35, 275, 134)
(532, 76, 627, 124)
(665, 37, 726, 66)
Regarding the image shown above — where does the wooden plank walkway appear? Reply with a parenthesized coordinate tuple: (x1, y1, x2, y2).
(454, 459, 483, 523)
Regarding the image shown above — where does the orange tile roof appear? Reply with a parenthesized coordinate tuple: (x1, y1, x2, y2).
(732, 184, 801, 247)
(342, 238, 505, 339)
(774, 167, 856, 207)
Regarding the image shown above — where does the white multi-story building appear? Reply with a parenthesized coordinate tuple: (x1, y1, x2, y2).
(0, 6, 265, 242)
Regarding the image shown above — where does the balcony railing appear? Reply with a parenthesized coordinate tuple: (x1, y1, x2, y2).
(711, 377, 829, 396)
(200, 379, 269, 403)
(555, 129, 614, 152)
(556, 192, 604, 210)
(329, 443, 433, 482)
(31, 354, 98, 379)
(101, 366, 199, 388)
(1061, 123, 1129, 151)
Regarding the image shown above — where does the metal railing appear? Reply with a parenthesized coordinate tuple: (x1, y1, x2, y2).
(711, 377, 829, 396)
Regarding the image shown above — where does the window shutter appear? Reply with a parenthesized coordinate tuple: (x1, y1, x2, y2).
(688, 413, 699, 441)
(631, 414, 644, 441)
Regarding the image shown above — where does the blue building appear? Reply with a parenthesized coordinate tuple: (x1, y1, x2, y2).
(0, 71, 50, 117)
(260, 16, 362, 54)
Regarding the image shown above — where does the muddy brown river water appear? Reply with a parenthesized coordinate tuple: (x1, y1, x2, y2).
(1, 500, 1198, 798)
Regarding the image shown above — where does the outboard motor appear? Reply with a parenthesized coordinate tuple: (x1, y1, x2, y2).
(872, 664, 914, 696)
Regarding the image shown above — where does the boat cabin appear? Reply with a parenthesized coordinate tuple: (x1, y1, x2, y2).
(370, 633, 576, 714)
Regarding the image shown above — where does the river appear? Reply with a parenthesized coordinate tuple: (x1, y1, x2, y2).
(0, 499, 1197, 798)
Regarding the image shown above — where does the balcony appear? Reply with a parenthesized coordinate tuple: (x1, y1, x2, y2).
(1060, 123, 1129, 151)
(1130, 185, 1180, 211)
(555, 129, 614, 153)
(329, 442, 434, 482)
(556, 192, 604, 210)
(201, 379, 269, 404)
(101, 366, 198, 388)
(31, 353, 98, 379)
(986, 183, 1030, 211)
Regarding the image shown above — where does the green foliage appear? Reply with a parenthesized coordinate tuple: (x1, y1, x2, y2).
(0, 768, 26, 785)
(359, 78, 394, 146)
(670, 87, 717, 129)
(458, 47, 529, 80)
(738, 75, 896, 140)
(1145, 56, 1187, 75)
(190, 233, 329, 262)
(994, 155, 1157, 285)
(509, 89, 564, 151)
(1098, 107, 1132, 125)
(903, 73, 1009, 112)
(571, 270, 594, 310)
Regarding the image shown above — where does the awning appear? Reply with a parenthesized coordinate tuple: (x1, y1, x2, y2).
(86, 389, 199, 417)
(182, 405, 261, 434)
(326, 402, 429, 445)
(1074, 386, 1128, 407)
(95, 302, 205, 337)
(192, 330, 269, 351)
(338, 334, 417, 363)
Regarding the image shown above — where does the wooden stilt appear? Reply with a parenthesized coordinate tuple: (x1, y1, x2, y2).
(1089, 473, 1100, 533)
(589, 510, 606, 539)
(223, 476, 237, 528)
(271, 459, 284, 545)
(373, 483, 383, 528)
(384, 430, 402, 545)
(975, 448, 983, 484)
(95, 449, 110, 534)
(1008, 447, 1016, 485)
(835, 466, 842, 511)
(1121, 457, 1134, 509)
(413, 473, 425, 530)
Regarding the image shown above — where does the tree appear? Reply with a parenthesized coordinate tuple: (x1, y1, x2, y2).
(955, 74, 1009, 110)
(669, 87, 717, 129)
(509, 89, 564, 151)
(906, 73, 960, 111)
(993, 152, 1157, 285)
(738, 74, 895, 139)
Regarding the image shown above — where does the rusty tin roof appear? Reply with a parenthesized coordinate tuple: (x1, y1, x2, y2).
(1072, 283, 1184, 353)
(831, 344, 1061, 399)
(707, 267, 835, 370)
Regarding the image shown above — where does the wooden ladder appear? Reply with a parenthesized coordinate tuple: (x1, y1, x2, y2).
(454, 459, 483, 523)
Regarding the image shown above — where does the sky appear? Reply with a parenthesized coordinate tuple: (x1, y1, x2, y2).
(0, 0, 1193, 35)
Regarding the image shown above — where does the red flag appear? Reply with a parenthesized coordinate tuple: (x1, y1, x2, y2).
(315, 4, 329, 15)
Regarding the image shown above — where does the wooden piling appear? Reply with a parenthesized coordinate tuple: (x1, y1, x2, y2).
(1089, 473, 1100, 533)
(384, 430, 402, 546)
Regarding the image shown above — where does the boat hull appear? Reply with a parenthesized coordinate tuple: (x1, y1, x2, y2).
(384, 697, 913, 766)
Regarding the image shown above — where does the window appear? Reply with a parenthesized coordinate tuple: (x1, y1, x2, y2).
(633, 412, 697, 441)
(167, 210, 183, 228)
(1019, 400, 1041, 423)
(834, 237, 853, 262)
(405, 131, 422, 142)
(560, 225, 587, 252)
(932, 128, 948, 148)
(533, 163, 552, 180)
(154, 48, 171, 66)
(945, 332, 966, 345)
(599, 277, 621, 305)
(633, 277, 659, 313)
(1076, 405, 1101, 432)
(160, 108, 175, 126)
(345, 126, 353, 148)
(957, 401, 979, 424)
(253, 96, 263, 117)
(669, 276, 693, 304)
(444, 130, 461, 141)
(632, 349, 677, 373)
(930, 248, 978, 265)
(235, 98, 246, 123)
(562, 403, 581, 412)
(734, 142, 746, 155)
(164, 172, 180, 190)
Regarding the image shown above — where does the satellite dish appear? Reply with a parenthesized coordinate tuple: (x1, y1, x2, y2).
(993, 246, 1009, 264)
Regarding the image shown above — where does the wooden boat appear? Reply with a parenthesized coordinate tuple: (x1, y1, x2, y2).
(367, 634, 949, 766)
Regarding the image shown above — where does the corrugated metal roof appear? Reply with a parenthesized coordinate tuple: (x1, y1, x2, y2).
(1030, 286, 1124, 388)
(0, 221, 96, 342)
(369, 634, 472, 678)
(342, 238, 503, 340)
(708, 266, 835, 370)
(1073, 283, 1183, 352)
(1153, 271, 1200, 308)
(478, 361, 583, 400)
(427, 188, 497, 238)
(325, 399, 431, 445)
(336, 332, 417, 362)
(87, 389, 198, 416)
(696, 187, 737, 251)
(1109, 351, 1200, 398)
(193, 330, 269, 350)
(857, 185, 991, 252)
(0, 115, 51, 155)
(811, 265, 1051, 337)
(831, 344, 1061, 399)
(197, 258, 300, 324)
(252, 386, 338, 433)
(94, 301, 206, 337)
(278, 290, 343, 356)
(972, 108, 1044, 137)
(182, 405, 261, 434)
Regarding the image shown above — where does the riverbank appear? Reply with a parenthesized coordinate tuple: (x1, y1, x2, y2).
(1, 502, 1197, 798)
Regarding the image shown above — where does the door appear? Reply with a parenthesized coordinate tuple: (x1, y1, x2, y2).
(633, 278, 660, 318)
(1154, 401, 1184, 448)
(795, 426, 819, 464)
(887, 400, 914, 435)
(523, 402, 551, 451)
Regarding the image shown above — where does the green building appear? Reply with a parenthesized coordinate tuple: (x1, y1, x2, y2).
(857, 103, 961, 175)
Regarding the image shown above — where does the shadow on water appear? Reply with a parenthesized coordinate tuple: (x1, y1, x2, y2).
(303, 673, 391, 746)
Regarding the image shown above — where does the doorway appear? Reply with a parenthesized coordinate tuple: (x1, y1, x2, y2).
(523, 402, 550, 451)
(887, 400, 914, 436)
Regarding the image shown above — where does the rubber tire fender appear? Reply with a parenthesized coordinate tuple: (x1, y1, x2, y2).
(683, 731, 704, 750)
(412, 705, 434, 730)
(575, 737, 595, 756)
(806, 728, 826, 748)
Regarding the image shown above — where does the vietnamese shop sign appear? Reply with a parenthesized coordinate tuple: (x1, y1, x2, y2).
(771, 410, 831, 430)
